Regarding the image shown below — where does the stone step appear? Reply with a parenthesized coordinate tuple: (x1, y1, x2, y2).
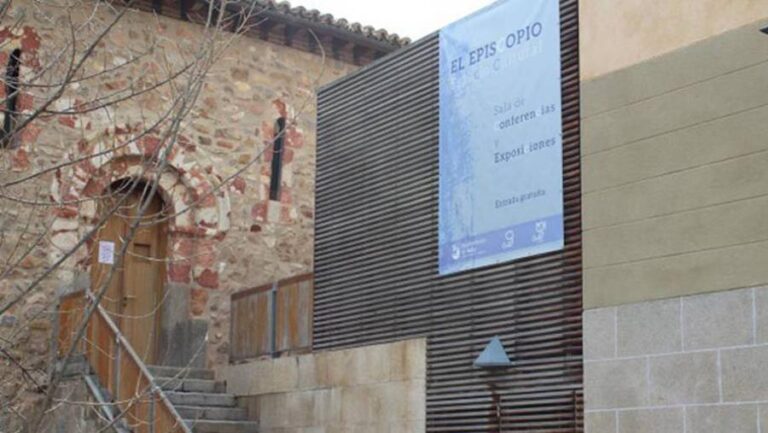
(58, 354, 89, 377)
(67, 353, 87, 364)
(165, 391, 237, 407)
(155, 377, 226, 393)
(147, 365, 215, 381)
(175, 405, 247, 421)
(183, 419, 259, 433)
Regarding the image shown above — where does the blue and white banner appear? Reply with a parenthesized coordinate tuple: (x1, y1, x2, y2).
(438, 0, 563, 275)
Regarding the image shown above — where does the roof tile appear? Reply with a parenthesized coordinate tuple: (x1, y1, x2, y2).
(256, 0, 410, 48)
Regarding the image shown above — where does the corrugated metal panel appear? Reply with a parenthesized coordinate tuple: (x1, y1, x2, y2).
(315, 1, 582, 431)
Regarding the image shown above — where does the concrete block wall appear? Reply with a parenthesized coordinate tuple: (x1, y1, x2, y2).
(582, 17, 768, 433)
(585, 287, 768, 433)
(219, 338, 426, 433)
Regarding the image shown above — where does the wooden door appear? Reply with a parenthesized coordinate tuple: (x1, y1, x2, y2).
(91, 185, 167, 363)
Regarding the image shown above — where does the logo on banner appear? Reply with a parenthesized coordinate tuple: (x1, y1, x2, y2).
(451, 244, 461, 261)
(502, 229, 515, 249)
(532, 221, 547, 243)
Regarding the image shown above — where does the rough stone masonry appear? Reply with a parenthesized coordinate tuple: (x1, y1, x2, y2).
(0, 0, 359, 421)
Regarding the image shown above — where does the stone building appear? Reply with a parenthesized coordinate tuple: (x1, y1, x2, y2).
(0, 0, 405, 427)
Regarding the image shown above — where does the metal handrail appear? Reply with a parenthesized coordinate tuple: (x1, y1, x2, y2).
(82, 375, 131, 433)
(58, 290, 192, 433)
(85, 290, 193, 433)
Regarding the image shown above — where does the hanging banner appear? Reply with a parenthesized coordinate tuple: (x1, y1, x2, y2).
(438, 0, 563, 275)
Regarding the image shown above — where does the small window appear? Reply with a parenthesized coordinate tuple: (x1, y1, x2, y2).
(2, 48, 21, 148)
(269, 117, 286, 201)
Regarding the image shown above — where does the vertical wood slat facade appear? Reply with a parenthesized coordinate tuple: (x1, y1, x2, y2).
(230, 288, 271, 360)
(229, 273, 314, 362)
(57, 290, 86, 357)
(275, 276, 313, 353)
(315, 0, 581, 431)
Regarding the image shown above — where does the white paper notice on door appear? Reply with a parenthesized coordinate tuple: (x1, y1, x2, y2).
(98, 241, 115, 265)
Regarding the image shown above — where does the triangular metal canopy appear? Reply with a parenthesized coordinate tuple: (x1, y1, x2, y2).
(473, 336, 511, 368)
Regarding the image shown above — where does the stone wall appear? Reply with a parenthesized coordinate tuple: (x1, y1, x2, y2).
(580, 1, 768, 79)
(219, 338, 427, 433)
(585, 287, 768, 433)
(0, 0, 358, 420)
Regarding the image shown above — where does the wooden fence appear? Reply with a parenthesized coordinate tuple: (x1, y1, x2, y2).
(230, 273, 313, 362)
(57, 290, 191, 433)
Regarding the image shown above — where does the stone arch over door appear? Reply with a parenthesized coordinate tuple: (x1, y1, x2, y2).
(51, 126, 231, 366)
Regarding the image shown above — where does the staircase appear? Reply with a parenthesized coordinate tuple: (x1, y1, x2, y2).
(57, 290, 259, 433)
(148, 365, 258, 433)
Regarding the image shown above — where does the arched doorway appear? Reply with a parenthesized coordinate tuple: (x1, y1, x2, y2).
(90, 180, 168, 363)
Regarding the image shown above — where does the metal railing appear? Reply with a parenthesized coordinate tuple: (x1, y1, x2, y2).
(58, 290, 192, 433)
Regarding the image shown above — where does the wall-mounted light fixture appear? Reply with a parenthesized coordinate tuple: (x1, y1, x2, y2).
(475, 336, 512, 432)
(761, 25, 768, 36)
(473, 336, 512, 368)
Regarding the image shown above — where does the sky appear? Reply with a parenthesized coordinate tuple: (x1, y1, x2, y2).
(293, 0, 496, 40)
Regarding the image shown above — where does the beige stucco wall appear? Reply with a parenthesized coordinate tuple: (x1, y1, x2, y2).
(219, 338, 427, 433)
(580, 0, 768, 80)
(582, 20, 768, 309)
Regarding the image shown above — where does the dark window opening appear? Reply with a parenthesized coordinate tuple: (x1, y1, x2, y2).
(2, 48, 21, 148)
(269, 117, 286, 201)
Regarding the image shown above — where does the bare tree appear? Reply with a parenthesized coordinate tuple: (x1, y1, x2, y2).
(0, 0, 327, 430)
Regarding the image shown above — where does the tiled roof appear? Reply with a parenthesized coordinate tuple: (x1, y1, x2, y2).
(256, 0, 411, 48)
